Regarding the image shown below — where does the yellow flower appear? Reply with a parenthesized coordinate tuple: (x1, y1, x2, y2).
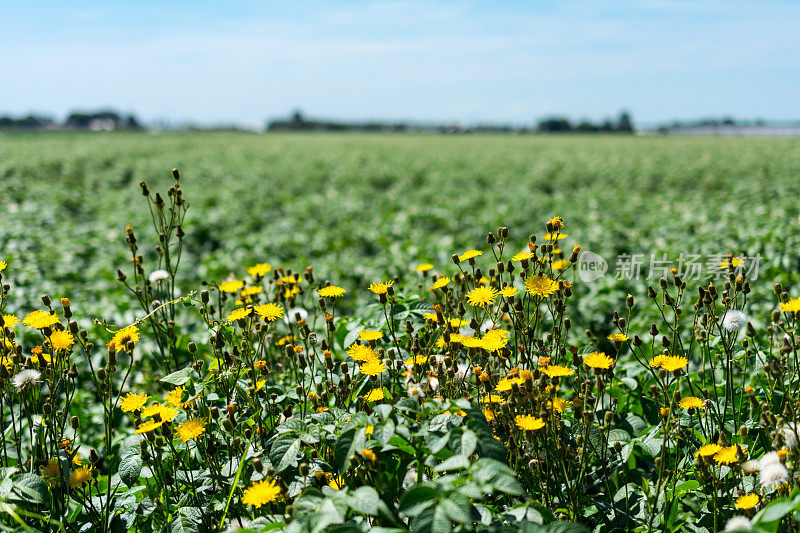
(499, 287, 518, 297)
(42, 459, 62, 487)
(467, 286, 498, 308)
(551, 260, 569, 270)
(462, 336, 484, 349)
(515, 415, 545, 431)
(415, 264, 433, 272)
(695, 443, 722, 457)
(177, 419, 206, 442)
(364, 388, 384, 402)
(541, 365, 574, 378)
(511, 251, 534, 262)
(0, 260, 5, 272)
(368, 281, 394, 295)
(120, 392, 149, 413)
(524, 275, 559, 297)
(107, 325, 141, 353)
(480, 394, 504, 404)
(359, 359, 387, 376)
(242, 479, 281, 508)
(328, 475, 345, 490)
(481, 329, 509, 352)
(780, 297, 800, 314)
(347, 344, 378, 362)
(135, 420, 164, 434)
(48, 330, 75, 352)
(156, 405, 178, 422)
(361, 448, 377, 462)
(358, 330, 383, 341)
(459, 249, 483, 262)
(659, 355, 689, 372)
(547, 217, 565, 230)
(678, 397, 705, 410)
(583, 352, 614, 369)
(542, 232, 567, 241)
(69, 466, 93, 489)
(713, 445, 739, 465)
(219, 280, 244, 293)
(429, 277, 451, 291)
(240, 286, 263, 297)
(1, 315, 19, 329)
(404, 354, 428, 366)
(423, 313, 438, 322)
(318, 286, 346, 298)
(227, 307, 253, 322)
(254, 303, 284, 321)
(735, 493, 759, 509)
(719, 257, 744, 269)
(23, 310, 60, 330)
(483, 408, 496, 421)
(140, 403, 162, 418)
(247, 262, 272, 277)
(649, 354, 667, 368)
(549, 397, 569, 413)
(165, 386, 184, 407)
(494, 378, 516, 392)
(607, 333, 629, 342)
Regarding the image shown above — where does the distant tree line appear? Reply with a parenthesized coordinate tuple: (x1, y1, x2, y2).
(536, 111, 633, 133)
(0, 110, 143, 131)
(267, 110, 632, 134)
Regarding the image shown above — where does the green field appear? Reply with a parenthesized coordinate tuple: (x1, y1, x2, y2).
(2, 132, 799, 320)
(3, 132, 800, 532)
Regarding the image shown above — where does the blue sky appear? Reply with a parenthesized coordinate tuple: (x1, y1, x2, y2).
(1, 0, 798, 127)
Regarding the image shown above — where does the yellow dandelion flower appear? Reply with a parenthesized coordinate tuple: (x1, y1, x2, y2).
(361, 448, 377, 462)
(48, 330, 75, 352)
(515, 415, 545, 431)
(695, 443, 722, 457)
(363, 388, 384, 402)
(541, 365, 574, 378)
(467, 286, 498, 307)
(649, 354, 668, 368)
(328, 475, 345, 490)
(157, 405, 178, 422)
(404, 354, 428, 366)
(219, 280, 244, 293)
(607, 333, 629, 342)
(240, 286, 263, 297)
(714, 445, 739, 465)
(719, 257, 744, 269)
(480, 394, 504, 404)
(423, 313, 438, 322)
(735, 493, 759, 509)
(551, 260, 569, 270)
(429, 277, 451, 291)
(524, 275, 559, 297)
(415, 264, 433, 272)
(511, 251, 535, 262)
(318, 286, 346, 298)
(358, 330, 383, 341)
(140, 403, 162, 418)
(347, 344, 378, 362)
(227, 307, 253, 322)
(69, 466, 93, 489)
(368, 281, 394, 295)
(494, 378, 515, 392)
(360, 359, 386, 376)
(459, 249, 483, 262)
(461, 335, 483, 349)
(41, 459, 62, 487)
(176, 418, 206, 443)
(583, 352, 614, 369)
(247, 262, 272, 277)
(549, 397, 569, 413)
(659, 355, 689, 372)
(483, 408, 496, 421)
(23, 310, 59, 330)
(481, 332, 508, 352)
(254, 303, 284, 321)
(135, 420, 164, 434)
(120, 392, 149, 413)
(499, 287, 518, 297)
(542, 232, 567, 241)
(0, 260, 5, 272)
(679, 397, 705, 410)
(165, 386, 184, 407)
(780, 297, 800, 314)
(1, 315, 19, 329)
(107, 325, 141, 353)
(242, 478, 281, 508)
(547, 217, 565, 230)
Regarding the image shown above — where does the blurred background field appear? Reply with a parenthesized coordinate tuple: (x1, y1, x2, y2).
(1, 132, 799, 326)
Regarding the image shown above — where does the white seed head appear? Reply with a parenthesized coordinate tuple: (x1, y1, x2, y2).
(722, 310, 747, 332)
(724, 516, 752, 532)
(148, 269, 169, 283)
(13, 369, 41, 391)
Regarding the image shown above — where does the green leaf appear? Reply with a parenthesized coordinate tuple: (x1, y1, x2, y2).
(435, 454, 469, 472)
(160, 366, 193, 386)
(399, 485, 438, 517)
(270, 433, 303, 474)
(348, 486, 380, 516)
(334, 427, 366, 473)
(118, 445, 143, 488)
(11, 473, 47, 504)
